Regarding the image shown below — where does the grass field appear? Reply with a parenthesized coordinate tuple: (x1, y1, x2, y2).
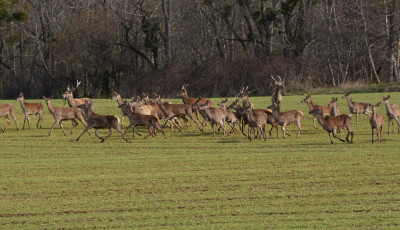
(0, 93, 399, 229)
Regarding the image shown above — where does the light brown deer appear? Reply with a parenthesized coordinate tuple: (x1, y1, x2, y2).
(267, 103, 303, 138)
(76, 101, 128, 143)
(369, 104, 384, 143)
(154, 97, 202, 132)
(62, 80, 91, 108)
(217, 98, 242, 134)
(197, 100, 230, 137)
(328, 97, 341, 117)
(118, 101, 166, 139)
(309, 108, 353, 144)
(378, 95, 400, 134)
(301, 94, 332, 129)
(243, 105, 268, 141)
(271, 76, 284, 107)
(43, 96, 87, 136)
(342, 92, 371, 124)
(0, 103, 18, 132)
(16, 92, 44, 129)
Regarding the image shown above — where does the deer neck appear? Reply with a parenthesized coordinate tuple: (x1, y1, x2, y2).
(345, 97, 354, 107)
(157, 102, 168, 115)
(180, 91, 190, 104)
(245, 109, 255, 122)
(306, 99, 315, 111)
(18, 99, 26, 111)
(383, 101, 393, 115)
(46, 101, 56, 114)
(116, 96, 123, 105)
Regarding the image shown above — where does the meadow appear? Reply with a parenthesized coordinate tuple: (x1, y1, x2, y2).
(0, 92, 399, 229)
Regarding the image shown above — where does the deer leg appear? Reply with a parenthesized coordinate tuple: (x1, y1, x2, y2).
(346, 129, 354, 143)
(395, 118, 400, 133)
(281, 124, 291, 138)
(356, 113, 359, 124)
(95, 129, 106, 142)
(59, 120, 68, 136)
(379, 126, 383, 143)
(9, 114, 17, 130)
(371, 127, 374, 143)
(25, 115, 31, 129)
(2, 115, 10, 132)
(76, 126, 92, 141)
(219, 122, 231, 136)
(387, 118, 391, 134)
(331, 129, 345, 142)
(188, 113, 202, 132)
(49, 120, 58, 136)
(247, 126, 252, 141)
(143, 127, 153, 139)
(155, 123, 166, 139)
(120, 115, 125, 129)
(313, 118, 318, 129)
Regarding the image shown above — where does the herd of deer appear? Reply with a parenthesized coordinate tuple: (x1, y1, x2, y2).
(0, 77, 399, 144)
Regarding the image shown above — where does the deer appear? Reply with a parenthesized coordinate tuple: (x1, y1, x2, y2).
(62, 80, 91, 108)
(16, 92, 44, 129)
(342, 92, 371, 124)
(271, 76, 284, 108)
(301, 94, 332, 129)
(111, 90, 127, 128)
(236, 88, 279, 137)
(243, 104, 268, 141)
(267, 103, 303, 139)
(309, 107, 354, 144)
(328, 97, 341, 117)
(76, 100, 128, 143)
(196, 100, 231, 137)
(177, 84, 212, 125)
(369, 104, 384, 143)
(217, 98, 242, 134)
(43, 96, 88, 136)
(378, 95, 400, 135)
(0, 103, 18, 132)
(118, 101, 166, 139)
(153, 96, 202, 132)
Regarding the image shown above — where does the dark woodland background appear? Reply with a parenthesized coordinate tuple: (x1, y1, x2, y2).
(0, 0, 399, 99)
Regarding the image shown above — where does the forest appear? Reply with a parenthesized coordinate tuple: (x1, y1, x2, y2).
(0, 0, 399, 99)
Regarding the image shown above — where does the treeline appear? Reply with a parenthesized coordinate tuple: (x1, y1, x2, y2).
(0, 0, 399, 99)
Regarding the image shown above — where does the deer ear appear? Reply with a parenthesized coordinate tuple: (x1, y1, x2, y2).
(43, 96, 46, 99)
(388, 95, 390, 99)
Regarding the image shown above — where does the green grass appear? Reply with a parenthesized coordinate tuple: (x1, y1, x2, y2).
(1, 93, 400, 229)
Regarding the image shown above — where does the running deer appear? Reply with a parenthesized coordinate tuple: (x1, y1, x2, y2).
(76, 101, 128, 143)
(271, 76, 284, 107)
(0, 103, 18, 132)
(309, 108, 354, 144)
(378, 95, 400, 134)
(243, 105, 268, 141)
(301, 94, 332, 129)
(369, 104, 384, 143)
(154, 97, 202, 132)
(328, 97, 341, 117)
(196, 100, 230, 137)
(118, 101, 166, 139)
(62, 80, 91, 108)
(267, 103, 303, 139)
(217, 98, 242, 134)
(16, 92, 44, 129)
(43, 96, 87, 136)
(342, 92, 371, 124)
(177, 84, 212, 124)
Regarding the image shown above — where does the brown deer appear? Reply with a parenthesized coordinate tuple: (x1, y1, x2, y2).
(217, 98, 242, 134)
(236, 89, 279, 137)
(243, 105, 268, 141)
(154, 97, 202, 132)
(301, 94, 332, 129)
(62, 80, 91, 108)
(16, 92, 44, 129)
(309, 108, 353, 144)
(43, 96, 87, 136)
(378, 95, 400, 134)
(328, 97, 341, 117)
(118, 101, 166, 139)
(177, 84, 212, 124)
(76, 101, 128, 143)
(197, 100, 231, 137)
(342, 92, 371, 124)
(369, 104, 384, 143)
(111, 90, 127, 128)
(271, 76, 284, 107)
(267, 103, 303, 139)
(0, 103, 18, 132)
